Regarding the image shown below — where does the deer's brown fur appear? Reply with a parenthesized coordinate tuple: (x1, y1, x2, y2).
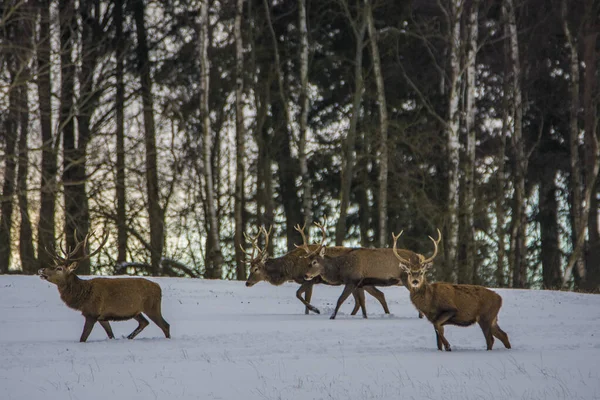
(244, 230, 390, 316)
(392, 231, 511, 351)
(39, 233, 170, 342)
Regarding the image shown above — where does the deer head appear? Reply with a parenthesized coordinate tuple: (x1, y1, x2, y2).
(39, 230, 109, 285)
(243, 226, 272, 287)
(294, 219, 327, 281)
(392, 229, 441, 290)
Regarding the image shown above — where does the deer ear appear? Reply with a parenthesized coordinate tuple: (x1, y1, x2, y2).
(423, 262, 433, 271)
(67, 262, 79, 272)
(319, 246, 326, 258)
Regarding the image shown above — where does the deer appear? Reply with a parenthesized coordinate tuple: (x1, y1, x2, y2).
(392, 230, 511, 351)
(38, 231, 171, 342)
(300, 221, 424, 319)
(243, 225, 390, 316)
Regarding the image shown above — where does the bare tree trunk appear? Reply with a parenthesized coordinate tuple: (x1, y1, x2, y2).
(71, 0, 102, 274)
(504, 0, 527, 288)
(496, 31, 510, 287)
(200, 0, 224, 278)
(444, 0, 463, 282)
(561, 0, 584, 283)
(59, 0, 88, 268)
(0, 77, 18, 273)
(234, 0, 246, 280)
(133, 0, 164, 276)
(581, 16, 599, 291)
(461, 0, 478, 284)
(365, 0, 388, 248)
(115, 0, 127, 265)
(539, 161, 562, 289)
(298, 0, 312, 230)
(336, 2, 366, 246)
(17, 74, 36, 274)
(356, 128, 371, 247)
(263, 0, 303, 250)
(36, 0, 57, 270)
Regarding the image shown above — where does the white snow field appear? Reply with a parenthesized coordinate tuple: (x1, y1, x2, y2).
(1, 276, 599, 400)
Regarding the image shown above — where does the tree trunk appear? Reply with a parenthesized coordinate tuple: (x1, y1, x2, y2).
(234, 0, 246, 280)
(133, 0, 164, 276)
(272, 101, 304, 251)
(365, 0, 388, 248)
(539, 162, 562, 289)
(200, 0, 224, 278)
(0, 77, 18, 273)
(581, 19, 599, 291)
(298, 0, 312, 231)
(115, 0, 127, 265)
(443, 0, 462, 282)
(263, 0, 303, 250)
(504, 0, 527, 288)
(561, 0, 584, 284)
(59, 0, 90, 268)
(336, 4, 366, 246)
(17, 75, 36, 274)
(460, 0, 478, 284)
(495, 30, 510, 287)
(36, 0, 57, 270)
(356, 128, 371, 247)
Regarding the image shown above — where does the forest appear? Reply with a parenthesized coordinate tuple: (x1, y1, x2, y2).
(0, 0, 598, 291)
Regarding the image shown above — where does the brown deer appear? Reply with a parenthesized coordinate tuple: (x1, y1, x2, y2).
(300, 221, 423, 319)
(392, 230, 511, 351)
(38, 232, 171, 342)
(243, 226, 390, 316)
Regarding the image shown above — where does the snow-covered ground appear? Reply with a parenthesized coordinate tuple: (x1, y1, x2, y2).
(1, 276, 599, 400)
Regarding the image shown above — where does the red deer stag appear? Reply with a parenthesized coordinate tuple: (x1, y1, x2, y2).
(38, 232, 171, 342)
(392, 230, 511, 351)
(243, 226, 390, 316)
(301, 221, 423, 319)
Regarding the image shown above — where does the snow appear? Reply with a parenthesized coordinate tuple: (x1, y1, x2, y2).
(1, 276, 599, 400)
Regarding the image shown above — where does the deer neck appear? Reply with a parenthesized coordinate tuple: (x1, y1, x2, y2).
(319, 257, 341, 283)
(409, 281, 431, 304)
(57, 274, 92, 311)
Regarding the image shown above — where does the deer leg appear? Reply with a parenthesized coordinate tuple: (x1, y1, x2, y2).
(492, 324, 511, 349)
(435, 329, 443, 351)
(146, 312, 171, 339)
(331, 283, 356, 320)
(127, 314, 150, 340)
(350, 290, 361, 315)
(478, 320, 495, 350)
(296, 282, 320, 314)
(350, 288, 367, 318)
(98, 321, 115, 339)
(363, 286, 390, 314)
(433, 324, 451, 351)
(80, 316, 97, 343)
(433, 309, 456, 351)
(304, 283, 314, 315)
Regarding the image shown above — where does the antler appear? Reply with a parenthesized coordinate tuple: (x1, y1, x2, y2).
(240, 229, 262, 264)
(422, 228, 442, 264)
(260, 225, 273, 256)
(49, 229, 109, 266)
(294, 222, 310, 253)
(391, 231, 411, 268)
(294, 218, 327, 258)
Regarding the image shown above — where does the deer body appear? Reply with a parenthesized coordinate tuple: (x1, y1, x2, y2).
(392, 231, 511, 351)
(246, 244, 390, 315)
(39, 232, 170, 342)
(304, 247, 417, 319)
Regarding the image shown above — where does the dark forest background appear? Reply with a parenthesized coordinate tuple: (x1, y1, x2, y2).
(0, 0, 598, 291)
